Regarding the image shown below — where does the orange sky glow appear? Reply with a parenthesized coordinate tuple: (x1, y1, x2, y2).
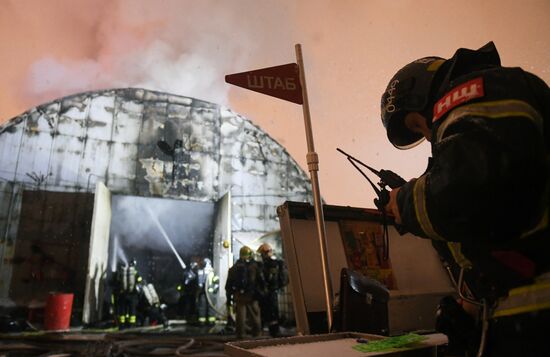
(1, 0, 549, 208)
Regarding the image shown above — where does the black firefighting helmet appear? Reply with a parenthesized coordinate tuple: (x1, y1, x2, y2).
(381, 57, 445, 149)
(129, 258, 137, 267)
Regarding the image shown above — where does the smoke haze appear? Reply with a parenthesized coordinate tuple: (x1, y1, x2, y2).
(110, 195, 215, 259)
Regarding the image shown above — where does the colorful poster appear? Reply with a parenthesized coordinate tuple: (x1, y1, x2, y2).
(339, 219, 397, 290)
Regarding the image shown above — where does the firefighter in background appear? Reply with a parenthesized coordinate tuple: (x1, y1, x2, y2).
(113, 258, 142, 329)
(257, 243, 288, 337)
(226, 246, 266, 339)
(177, 260, 199, 323)
(139, 280, 169, 328)
(196, 257, 220, 325)
(381, 42, 549, 356)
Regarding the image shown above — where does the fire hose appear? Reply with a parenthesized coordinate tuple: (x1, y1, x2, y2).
(204, 277, 225, 319)
(111, 336, 228, 356)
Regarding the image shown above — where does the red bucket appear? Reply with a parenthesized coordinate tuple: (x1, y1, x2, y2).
(44, 293, 74, 330)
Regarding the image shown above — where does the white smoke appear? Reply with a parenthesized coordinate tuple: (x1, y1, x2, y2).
(22, 0, 292, 107)
(110, 234, 128, 272)
(127, 39, 238, 105)
(26, 57, 107, 98)
(109, 195, 216, 257)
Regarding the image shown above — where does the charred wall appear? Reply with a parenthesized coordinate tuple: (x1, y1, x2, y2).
(0, 88, 312, 300)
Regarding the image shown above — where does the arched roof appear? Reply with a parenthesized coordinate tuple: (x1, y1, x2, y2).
(0, 88, 311, 203)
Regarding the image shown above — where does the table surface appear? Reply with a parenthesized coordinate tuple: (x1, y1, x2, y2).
(246, 334, 448, 357)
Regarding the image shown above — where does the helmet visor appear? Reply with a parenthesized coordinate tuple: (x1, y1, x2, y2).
(386, 111, 425, 149)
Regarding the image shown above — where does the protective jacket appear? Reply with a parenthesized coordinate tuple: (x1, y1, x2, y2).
(258, 255, 289, 337)
(396, 44, 550, 303)
(261, 256, 289, 292)
(178, 266, 198, 294)
(225, 259, 266, 302)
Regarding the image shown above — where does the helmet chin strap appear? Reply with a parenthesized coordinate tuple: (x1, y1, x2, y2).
(419, 107, 434, 128)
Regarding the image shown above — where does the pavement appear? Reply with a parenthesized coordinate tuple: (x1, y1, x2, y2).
(0, 320, 296, 356)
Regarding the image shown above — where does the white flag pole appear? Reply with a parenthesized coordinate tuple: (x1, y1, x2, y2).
(295, 43, 333, 331)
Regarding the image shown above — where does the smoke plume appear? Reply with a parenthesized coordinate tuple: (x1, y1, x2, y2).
(3, 0, 293, 120)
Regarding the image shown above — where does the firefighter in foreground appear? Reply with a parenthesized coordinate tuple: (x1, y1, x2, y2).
(225, 246, 266, 339)
(257, 243, 288, 337)
(112, 259, 142, 329)
(381, 41, 549, 356)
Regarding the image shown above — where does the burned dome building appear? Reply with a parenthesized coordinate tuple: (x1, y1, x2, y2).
(0, 88, 312, 322)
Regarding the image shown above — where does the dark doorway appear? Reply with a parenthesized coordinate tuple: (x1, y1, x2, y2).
(9, 190, 94, 310)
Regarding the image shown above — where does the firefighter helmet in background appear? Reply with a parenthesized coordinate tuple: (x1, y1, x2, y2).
(381, 56, 445, 149)
(129, 257, 137, 267)
(189, 256, 200, 270)
(257, 243, 273, 258)
(203, 258, 212, 269)
(239, 246, 253, 260)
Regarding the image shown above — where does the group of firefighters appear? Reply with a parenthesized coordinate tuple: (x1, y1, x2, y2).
(226, 243, 289, 339)
(111, 256, 218, 330)
(110, 242, 288, 339)
(110, 258, 168, 329)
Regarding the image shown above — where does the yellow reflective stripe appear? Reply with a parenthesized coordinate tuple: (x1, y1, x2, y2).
(493, 301, 550, 318)
(129, 315, 136, 323)
(508, 281, 550, 297)
(413, 176, 445, 241)
(493, 281, 550, 318)
(436, 100, 543, 143)
(447, 242, 473, 269)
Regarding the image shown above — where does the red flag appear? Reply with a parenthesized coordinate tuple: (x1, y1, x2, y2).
(225, 63, 303, 104)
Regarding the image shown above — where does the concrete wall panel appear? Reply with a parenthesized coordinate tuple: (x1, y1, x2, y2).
(87, 96, 115, 141)
(15, 129, 53, 186)
(0, 125, 24, 182)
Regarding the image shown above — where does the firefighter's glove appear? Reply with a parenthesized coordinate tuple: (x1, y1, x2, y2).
(384, 186, 402, 224)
